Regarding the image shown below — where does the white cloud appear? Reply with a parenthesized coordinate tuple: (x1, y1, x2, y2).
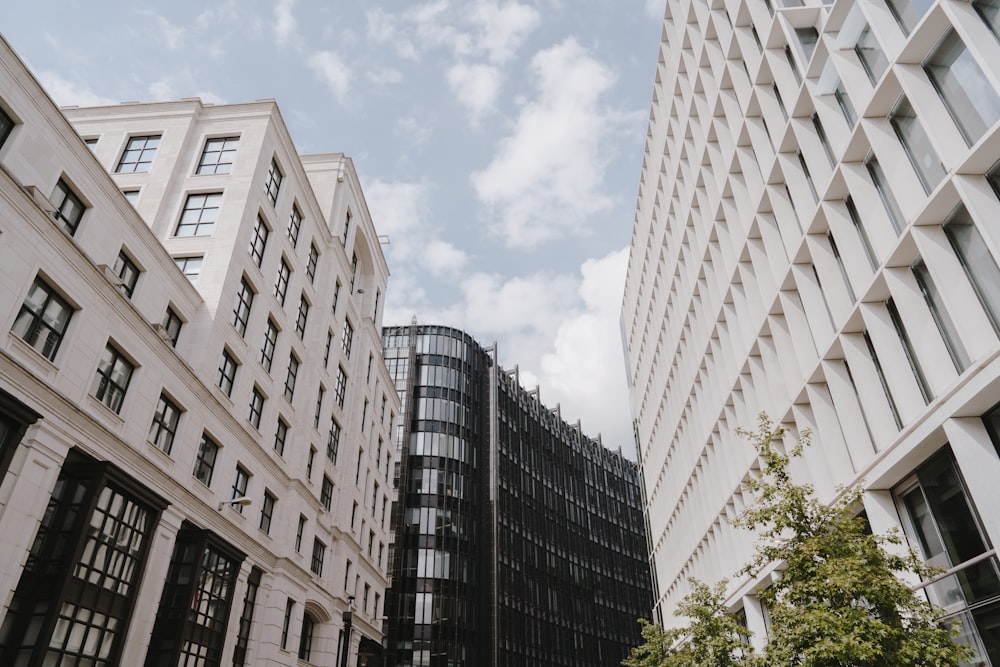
(394, 115, 433, 148)
(447, 63, 501, 122)
(423, 240, 469, 277)
(466, 1, 541, 64)
(645, 0, 664, 18)
(364, 180, 433, 253)
(275, 0, 297, 46)
(366, 65, 403, 86)
(307, 51, 352, 104)
(196, 91, 228, 105)
(151, 13, 185, 51)
(471, 38, 620, 248)
(36, 71, 116, 107)
(148, 79, 174, 101)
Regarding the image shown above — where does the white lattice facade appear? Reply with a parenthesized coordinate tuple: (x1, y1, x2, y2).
(0, 35, 397, 666)
(624, 0, 1000, 661)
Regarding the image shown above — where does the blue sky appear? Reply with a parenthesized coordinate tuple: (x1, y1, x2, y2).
(4, 0, 662, 457)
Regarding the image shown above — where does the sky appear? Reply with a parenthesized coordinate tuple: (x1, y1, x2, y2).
(4, 0, 663, 459)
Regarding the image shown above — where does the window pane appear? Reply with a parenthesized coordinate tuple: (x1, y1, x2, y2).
(890, 96, 945, 193)
(855, 25, 889, 84)
(943, 205, 1000, 335)
(886, 0, 933, 34)
(924, 30, 1000, 146)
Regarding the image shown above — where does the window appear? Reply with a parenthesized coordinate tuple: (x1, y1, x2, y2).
(886, 0, 933, 34)
(93, 344, 134, 413)
(113, 250, 140, 298)
(897, 451, 1000, 666)
(321, 476, 334, 511)
(260, 492, 275, 534)
(174, 255, 203, 283)
(145, 523, 243, 667)
(343, 209, 352, 244)
(924, 30, 1000, 146)
(217, 349, 238, 396)
(299, 612, 316, 661)
(784, 44, 802, 85)
(342, 319, 354, 358)
(344, 559, 352, 591)
(288, 205, 302, 246)
(912, 258, 970, 372)
(116, 135, 160, 173)
(845, 196, 877, 270)
(274, 417, 288, 455)
(363, 583, 371, 613)
(265, 157, 282, 206)
(327, 418, 341, 463)
(855, 24, 889, 84)
(324, 329, 334, 366)
(232, 567, 262, 667)
(295, 515, 306, 552)
(122, 189, 139, 205)
(314, 386, 325, 429)
(193, 433, 219, 486)
(866, 153, 904, 233)
(161, 306, 182, 347)
(280, 599, 295, 650)
(175, 192, 222, 237)
(307, 447, 316, 479)
(311, 539, 326, 576)
(261, 317, 278, 372)
(275, 258, 290, 305)
(795, 27, 819, 61)
(828, 232, 856, 303)
(812, 113, 834, 166)
(797, 151, 818, 201)
(284, 354, 299, 401)
(197, 136, 239, 175)
(349, 252, 359, 293)
(0, 451, 164, 667)
(332, 279, 341, 313)
(249, 214, 269, 267)
(834, 79, 857, 127)
(889, 96, 945, 193)
(864, 330, 902, 429)
(335, 365, 347, 408)
(307, 242, 319, 282)
(943, 204, 1000, 335)
(296, 294, 310, 338)
(12, 276, 73, 361)
(231, 465, 250, 513)
(990, 161, 1000, 199)
(149, 393, 181, 454)
(974, 0, 1000, 37)
(249, 387, 265, 428)
(52, 179, 85, 235)
(232, 277, 255, 336)
(367, 354, 374, 383)
(886, 297, 932, 404)
(0, 105, 13, 148)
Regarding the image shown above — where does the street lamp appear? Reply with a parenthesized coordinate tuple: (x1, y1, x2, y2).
(340, 595, 355, 667)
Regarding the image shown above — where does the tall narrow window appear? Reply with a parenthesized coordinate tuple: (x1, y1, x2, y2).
(52, 179, 85, 235)
(193, 433, 219, 486)
(260, 317, 278, 372)
(275, 258, 291, 306)
(855, 25, 889, 84)
(845, 196, 878, 270)
(332, 279, 341, 313)
(260, 492, 276, 534)
(784, 44, 802, 84)
(274, 417, 288, 456)
(249, 387, 265, 428)
(232, 277, 255, 336)
(161, 306, 182, 347)
(943, 204, 1000, 335)
(265, 158, 282, 206)
(288, 205, 302, 246)
(864, 330, 902, 429)
(295, 515, 306, 552)
(113, 250, 140, 298)
(343, 209, 352, 245)
(886, 297, 932, 404)
(321, 476, 334, 511)
(93, 343, 134, 413)
(328, 418, 341, 463)
(149, 393, 181, 454)
(217, 349, 238, 396)
(230, 465, 250, 513)
(835, 80, 858, 127)
(324, 329, 334, 366)
(116, 135, 160, 173)
(12, 276, 73, 361)
(197, 136, 239, 175)
(335, 365, 348, 408)
(342, 319, 354, 358)
(249, 215, 269, 267)
(232, 567, 262, 667)
(890, 96, 945, 193)
(912, 258, 970, 372)
(314, 386, 325, 429)
(296, 294, 310, 338)
(307, 242, 319, 283)
(924, 29, 1000, 146)
(280, 599, 295, 650)
(285, 354, 300, 402)
(299, 612, 316, 661)
(886, 0, 933, 35)
(866, 153, 905, 233)
(311, 539, 326, 576)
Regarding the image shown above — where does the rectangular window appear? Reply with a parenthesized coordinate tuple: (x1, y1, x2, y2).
(274, 417, 288, 456)
(112, 250, 140, 298)
(886, 0, 933, 35)
(260, 492, 275, 534)
(193, 433, 219, 486)
(232, 277, 255, 336)
(343, 209, 352, 244)
(161, 306, 182, 347)
(307, 447, 316, 480)
(94, 344, 134, 413)
(886, 297, 932, 404)
(249, 214, 269, 267)
(314, 386, 325, 429)
(335, 366, 348, 408)
(149, 393, 181, 454)
(284, 354, 299, 402)
(350, 252, 359, 293)
(321, 476, 334, 511)
(324, 329, 334, 366)
(943, 204, 1000, 335)
(217, 349, 238, 396)
(231, 465, 250, 513)
(311, 539, 326, 576)
(288, 205, 301, 246)
(342, 319, 354, 358)
(12, 276, 73, 361)
(174, 255, 203, 283)
(327, 418, 341, 463)
(249, 387, 265, 428)
(307, 242, 319, 283)
(912, 258, 970, 372)
(116, 135, 160, 173)
(864, 330, 902, 429)
(835, 79, 858, 127)
(260, 317, 278, 372)
(197, 136, 239, 175)
(332, 279, 341, 313)
(889, 96, 945, 193)
(866, 153, 905, 233)
(796, 27, 819, 61)
(175, 193, 222, 237)
(274, 258, 290, 306)
(855, 24, 889, 84)
(299, 613, 315, 662)
(232, 567, 261, 667)
(265, 158, 282, 206)
(924, 29, 1000, 146)
(296, 294, 310, 338)
(52, 179, 85, 235)
(122, 189, 139, 205)
(295, 515, 306, 552)
(0, 105, 13, 148)
(280, 599, 294, 650)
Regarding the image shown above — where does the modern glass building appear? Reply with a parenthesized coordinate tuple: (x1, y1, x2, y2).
(383, 324, 652, 667)
(623, 0, 1000, 663)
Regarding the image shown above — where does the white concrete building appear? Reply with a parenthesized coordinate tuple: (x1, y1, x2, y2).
(0, 35, 397, 666)
(623, 0, 1000, 662)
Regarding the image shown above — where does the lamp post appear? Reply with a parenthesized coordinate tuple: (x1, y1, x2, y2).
(341, 595, 355, 667)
